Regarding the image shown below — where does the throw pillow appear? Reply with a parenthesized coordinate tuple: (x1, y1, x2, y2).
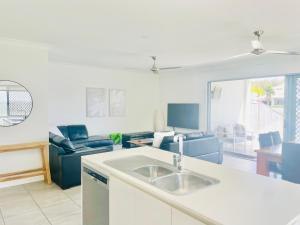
(51, 134, 76, 153)
(152, 131, 175, 148)
(160, 135, 175, 148)
(60, 139, 76, 153)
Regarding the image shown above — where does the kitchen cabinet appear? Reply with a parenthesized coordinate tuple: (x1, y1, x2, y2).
(110, 176, 171, 225)
(110, 176, 207, 225)
(109, 176, 135, 225)
(134, 183, 171, 225)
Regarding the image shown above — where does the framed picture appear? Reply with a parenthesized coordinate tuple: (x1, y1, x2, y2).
(109, 89, 126, 117)
(86, 88, 107, 117)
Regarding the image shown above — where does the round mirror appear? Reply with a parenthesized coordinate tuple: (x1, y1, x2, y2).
(0, 80, 33, 127)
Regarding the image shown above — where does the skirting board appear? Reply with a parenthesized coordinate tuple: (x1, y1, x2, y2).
(0, 175, 43, 188)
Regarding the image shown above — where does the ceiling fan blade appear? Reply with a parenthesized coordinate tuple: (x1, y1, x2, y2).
(225, 53, 252, 60)
(159, 66, 182, 70)
(266, 50, 300, 55)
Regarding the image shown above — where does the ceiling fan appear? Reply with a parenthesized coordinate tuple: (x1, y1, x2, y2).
(150, 56, 182, 73)
(228, 30, 300, 59)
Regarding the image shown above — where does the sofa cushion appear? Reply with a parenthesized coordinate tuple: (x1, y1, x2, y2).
(51, 134, 65, 145)
(67, 125, 89, 141)
(51, 134, 76, 153)
(186, 132, 204, 140)
(85, 139, 114, 148)
(49, 132, 56, 143)
(71, 135, 108, 145)
(72, 143, 86, 149)
(153, 131, 175, 148)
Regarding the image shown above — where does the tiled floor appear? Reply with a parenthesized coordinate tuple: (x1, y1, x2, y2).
(0, 182, 81, 225)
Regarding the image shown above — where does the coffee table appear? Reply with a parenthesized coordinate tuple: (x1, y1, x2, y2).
(127, 138, 154, 147)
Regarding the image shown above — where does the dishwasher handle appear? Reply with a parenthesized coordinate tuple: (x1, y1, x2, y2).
(83, 167, 109, 188)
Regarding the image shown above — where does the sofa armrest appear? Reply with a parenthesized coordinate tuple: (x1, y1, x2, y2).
(49, 143, 66, 155)
(49, 144, 65, 187)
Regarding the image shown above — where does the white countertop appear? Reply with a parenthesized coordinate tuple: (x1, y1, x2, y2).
(82, 146, 300, 225)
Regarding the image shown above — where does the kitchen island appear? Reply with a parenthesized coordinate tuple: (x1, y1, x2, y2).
(82, 146, 300, 225)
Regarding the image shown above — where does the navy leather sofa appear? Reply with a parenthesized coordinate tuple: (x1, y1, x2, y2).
(160, 133, 223, 164)
(49, 125, 113, 189)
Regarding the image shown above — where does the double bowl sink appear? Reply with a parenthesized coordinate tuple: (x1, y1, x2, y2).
(105, 156, 219, 195)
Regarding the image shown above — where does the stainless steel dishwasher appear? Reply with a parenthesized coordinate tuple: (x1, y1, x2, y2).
(82, 166, 109, 225)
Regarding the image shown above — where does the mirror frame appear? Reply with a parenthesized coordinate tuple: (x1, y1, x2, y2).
(0, 80, 33, 127)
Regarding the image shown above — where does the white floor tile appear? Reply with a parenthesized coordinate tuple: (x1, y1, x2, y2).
(72, 196, 82, 208)
(0, 198, 40, 219)
(24, 181, 60, 192)
(0, 185, 27, 198)
(63, 186, 81, 207)
(42, 200, 81, 224)
(4, 210, 50, 225)
(0, 190, 32, 207)
(50, 212, 82, 225)
(63, 185, 81, 197)
(30, 188, 70, 208)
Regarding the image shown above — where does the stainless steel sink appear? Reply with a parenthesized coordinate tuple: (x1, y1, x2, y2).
(151, 171, 219, 195)
(104, 155, 219, 195)
(133, 165, 174, 179)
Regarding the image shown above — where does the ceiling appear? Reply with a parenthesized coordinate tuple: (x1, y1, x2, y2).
(1, 0, 300, 70)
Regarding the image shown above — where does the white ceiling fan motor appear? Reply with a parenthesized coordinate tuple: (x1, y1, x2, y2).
(251, 30, 266, 55)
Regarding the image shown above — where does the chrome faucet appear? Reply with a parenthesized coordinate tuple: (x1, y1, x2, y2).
(173, 134, 185, 171)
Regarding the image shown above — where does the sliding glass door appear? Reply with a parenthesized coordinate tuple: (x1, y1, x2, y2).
(208, 76, 285, 157)
(208, 74, 300, 158)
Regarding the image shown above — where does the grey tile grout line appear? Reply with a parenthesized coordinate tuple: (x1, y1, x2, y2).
(23, 185, 53, 225)
(63, 190, 82, 209)
(0, 208, 6, 225)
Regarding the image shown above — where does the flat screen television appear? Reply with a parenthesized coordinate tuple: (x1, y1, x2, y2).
(167, 103, 199, 130)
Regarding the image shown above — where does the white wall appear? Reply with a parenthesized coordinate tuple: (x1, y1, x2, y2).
(159, 55, 300, 131)
(210, 80, 247, 130)
(48, 62, 159, 135)
(0, 40, 48, 187)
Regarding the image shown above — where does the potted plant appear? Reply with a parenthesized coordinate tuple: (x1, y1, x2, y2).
(109, 133, 122, 150)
